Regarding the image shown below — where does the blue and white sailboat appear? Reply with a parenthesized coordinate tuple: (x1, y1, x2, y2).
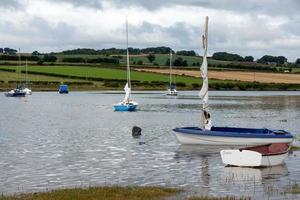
(173, 16, 293, 146)
(113, 17, 138, 112)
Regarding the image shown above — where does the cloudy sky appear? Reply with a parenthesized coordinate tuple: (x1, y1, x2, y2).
(0, 0, 299, 61)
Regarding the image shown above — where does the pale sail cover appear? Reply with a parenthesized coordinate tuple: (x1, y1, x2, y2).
(123, 82, 131, 102)
(199, 16, 212, 130)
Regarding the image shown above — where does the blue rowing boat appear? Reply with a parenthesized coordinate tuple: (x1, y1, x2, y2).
(173, 127, 293, 146)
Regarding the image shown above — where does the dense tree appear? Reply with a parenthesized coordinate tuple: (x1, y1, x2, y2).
(257, 55, 287, 65)
(212, 52, 244, 61)
(62, 48, 98, 55)
(3, 47, 17, 55)
(176, 50, 196, 56)
(0, 48, 3, 53)
(147, 54, 155, 63)
(277, 56, 287, 65)
(244, 56, 254, 62)
(296, 58, 300, 65)
(173, 57, 188, 66)
(32, 51, 41, 56)
(43, 54, 57, 62)
(60, 47, 175, 56)
(141, 46, 173, 54)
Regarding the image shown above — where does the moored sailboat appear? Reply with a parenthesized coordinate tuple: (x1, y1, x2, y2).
(113, 17, 138, 112)
(166, 51, 177, 96)
(173, 16, 293, 146)
(4, 49, 27, 97)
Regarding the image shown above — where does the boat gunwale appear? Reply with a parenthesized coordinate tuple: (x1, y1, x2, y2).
(173, 126, 293, 139)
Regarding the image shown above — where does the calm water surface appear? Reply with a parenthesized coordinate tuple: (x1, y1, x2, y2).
(0, 91, 300, 199)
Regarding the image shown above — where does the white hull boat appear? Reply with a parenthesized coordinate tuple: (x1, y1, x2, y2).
(221, 143, 290, 167)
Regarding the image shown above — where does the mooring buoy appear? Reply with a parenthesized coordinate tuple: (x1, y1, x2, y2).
(132, 126, 142, 137)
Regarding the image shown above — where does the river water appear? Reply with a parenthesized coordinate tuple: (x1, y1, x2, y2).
(0, 91, 300, 199)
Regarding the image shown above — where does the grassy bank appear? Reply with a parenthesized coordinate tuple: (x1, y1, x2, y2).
(0, 186, 249, 200)
(0, 187, 179, 200)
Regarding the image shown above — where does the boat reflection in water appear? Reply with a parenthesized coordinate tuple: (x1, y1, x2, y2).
(222, 165, 288, 183)
(174, 144, 290, 198)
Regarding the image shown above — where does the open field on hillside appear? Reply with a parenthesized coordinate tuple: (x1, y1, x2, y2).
(0, 65, 200, 84)
(137, 68, 300, 84)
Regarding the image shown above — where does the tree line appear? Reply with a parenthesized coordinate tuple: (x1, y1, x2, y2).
(211, 52, 297, 66)
(59, 47, 198, 56)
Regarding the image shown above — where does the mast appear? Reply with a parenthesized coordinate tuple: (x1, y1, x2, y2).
(25, 59, 28, 87)
(126, 17, 131, 91)
(169, 50, 172, 88)
(18, 48, 21, 88)
(199, 16, 211, 130)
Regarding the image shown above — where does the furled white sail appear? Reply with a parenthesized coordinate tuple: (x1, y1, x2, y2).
(199, 16, 212, 130)
(123, 82, 131, 102)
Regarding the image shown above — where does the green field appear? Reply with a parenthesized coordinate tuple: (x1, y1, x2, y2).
(0, 65, 200, 84)
(118, 54, 231, 66)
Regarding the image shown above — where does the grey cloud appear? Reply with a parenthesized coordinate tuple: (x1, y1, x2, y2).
(128, 21, 201, 50)
(0, 16, 80, 52)
(0, 0, 22, 9)
(54, 0, 300, 17)
(51, 0, 103, 9)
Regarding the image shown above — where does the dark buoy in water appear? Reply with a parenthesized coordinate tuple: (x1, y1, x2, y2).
(132, 126, 142, 137)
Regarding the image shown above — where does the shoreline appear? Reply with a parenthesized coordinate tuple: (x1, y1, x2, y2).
(0, 186, 249, 200)
(1, 86, 300, 92)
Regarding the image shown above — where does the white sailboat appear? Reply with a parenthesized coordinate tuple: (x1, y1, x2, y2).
(173, 16, 293, 146)
(22, 60, 32, 95)
(113, 17, 138, 111)
(5, 49, 26, 97)
(166, 51, 177, 96)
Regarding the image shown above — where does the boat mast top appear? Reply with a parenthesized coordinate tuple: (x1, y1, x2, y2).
(203, 16, 208, 58)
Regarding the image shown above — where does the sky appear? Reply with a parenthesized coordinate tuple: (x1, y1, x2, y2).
(0, 0, 299, 61)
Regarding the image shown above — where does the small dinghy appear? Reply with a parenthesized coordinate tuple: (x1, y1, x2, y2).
(59, 84, 69, 94)
(220, 143, 290, 167)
